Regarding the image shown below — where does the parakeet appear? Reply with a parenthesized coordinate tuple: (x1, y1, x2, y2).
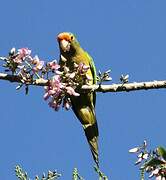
(57, 32, 99, 166)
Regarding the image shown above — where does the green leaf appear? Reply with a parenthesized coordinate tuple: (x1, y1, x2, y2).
(141, 158, 165, 169)
(15, 165, 28, 180)
(157, 146, 166, 161)
(72, 168, 84, 180)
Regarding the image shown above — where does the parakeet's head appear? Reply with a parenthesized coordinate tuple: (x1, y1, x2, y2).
(57, 32, 80, 55)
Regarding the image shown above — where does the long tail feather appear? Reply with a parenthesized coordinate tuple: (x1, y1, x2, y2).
(83, 121, 99, 167)
(71, 94, 99, 166)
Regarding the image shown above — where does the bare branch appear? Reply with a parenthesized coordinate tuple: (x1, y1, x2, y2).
(82, 80, 166, 92)
(1, 72, 166, 93)
(0, 73, 48, 86)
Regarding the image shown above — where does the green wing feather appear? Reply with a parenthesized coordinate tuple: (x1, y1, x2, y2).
(85, 52, 97, 84)
(85, 52, 97, 106)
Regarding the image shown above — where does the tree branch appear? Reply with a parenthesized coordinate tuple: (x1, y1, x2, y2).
(0, 73, 49, 86)
(82, 80, 166, 92)
(1, 72, 166, 93)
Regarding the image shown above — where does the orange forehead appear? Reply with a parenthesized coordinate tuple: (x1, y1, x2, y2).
(57, 32, 72, 41)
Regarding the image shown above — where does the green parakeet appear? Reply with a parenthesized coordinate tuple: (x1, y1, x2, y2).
(57, 32, 99, 166)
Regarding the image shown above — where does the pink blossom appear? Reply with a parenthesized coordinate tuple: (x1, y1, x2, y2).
(43, 62, 92, 111)
(32, 55, 44, 71)
(149, 168, 160, 178)
(43, 89, 57, 100)
(65, 86, 80, 96)
(63, 101, 70, 110)
(50, 75, 64, 92)
(13, 56, 24, 64)
(13, 48, 32, 64)
(78, 63, 89, 74)
(48, 100, 60, 111)
(17, 67, 30, 81)
(48, 60, 60, 71)
(18, 48, 31, 59)
(63, 98, 71, 110)
(51, 75, 61, 87)
(43, 92, 50, 100)
(156, 175, 162, 180)
(64, 66, 69, 73)
(69, 72, 76, 79)
(43, 75, 63, 101)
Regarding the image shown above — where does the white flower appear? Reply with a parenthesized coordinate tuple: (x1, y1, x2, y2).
(129, 147, 140, 153)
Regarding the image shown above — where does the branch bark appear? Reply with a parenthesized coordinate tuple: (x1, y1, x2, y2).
(0, 72, 166, 93)
(0, 73, 49, 86)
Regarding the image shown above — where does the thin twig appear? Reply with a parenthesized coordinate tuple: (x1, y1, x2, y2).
(1, 72, 166, 93)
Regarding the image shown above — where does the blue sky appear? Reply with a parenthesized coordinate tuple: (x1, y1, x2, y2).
(0, 0, 166, 179)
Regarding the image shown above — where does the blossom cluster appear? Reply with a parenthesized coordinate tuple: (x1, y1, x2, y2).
(0, 48, 91, 111)
(129, 141, 166, 180)
(44, 62, 91, 111)
(0, 48, 45, 78)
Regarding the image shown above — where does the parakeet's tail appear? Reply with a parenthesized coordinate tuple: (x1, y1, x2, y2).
(83, 121, 99, 167)
(71, 94, 99, 166)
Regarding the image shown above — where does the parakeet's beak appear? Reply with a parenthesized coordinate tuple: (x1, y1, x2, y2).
(59, 39, 70, 52)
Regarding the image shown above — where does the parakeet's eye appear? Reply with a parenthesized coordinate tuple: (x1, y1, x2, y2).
(70, 35, 74, 40)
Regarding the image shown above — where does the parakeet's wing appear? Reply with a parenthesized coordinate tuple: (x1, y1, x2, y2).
(85, 52, 97, 84)
(85, 51, 97, 106)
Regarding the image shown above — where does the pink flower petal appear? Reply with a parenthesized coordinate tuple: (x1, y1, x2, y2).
(66, 86, 80, 96)
(48, 60, 60, 70)
(64, 102, 70, 110)
(69, 72, 76, 79)
(18, 48, 31, 57)
(43, 92, 50, 100)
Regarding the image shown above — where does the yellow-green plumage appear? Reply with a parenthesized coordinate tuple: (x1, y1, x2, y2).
(57, 32, 99, 166)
